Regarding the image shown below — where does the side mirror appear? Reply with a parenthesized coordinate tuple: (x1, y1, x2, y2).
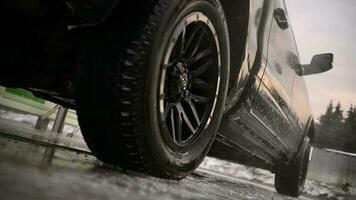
(298, 53, 334, 76)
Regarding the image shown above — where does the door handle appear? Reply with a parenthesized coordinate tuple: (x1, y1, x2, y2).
(274, 8, 289, 30)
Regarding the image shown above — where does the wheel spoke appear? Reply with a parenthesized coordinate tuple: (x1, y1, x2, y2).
(177, 103, 196, 134)
(179, 27, 186, 56)
(192, 57, 213, 77)
(172, 105, 183, 143)
(190, 93, 209, 104)
(184, 98, 201, 127)
(164, 103, 172, 118)
(192, 78, 213, 93)
(194, 49, 213, 62)
(189, 30, 205, 57)
(169, 108, 176, 142)
(189, 49, 213, 68)
(185, 25, 201, 54)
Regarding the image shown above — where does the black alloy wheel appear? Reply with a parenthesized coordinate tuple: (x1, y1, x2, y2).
(159, 12, 221, 148)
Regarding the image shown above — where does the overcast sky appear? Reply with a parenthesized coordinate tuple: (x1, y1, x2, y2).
(285, 0, 356, 119)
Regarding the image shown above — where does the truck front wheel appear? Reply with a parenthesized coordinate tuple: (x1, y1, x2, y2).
(76, 0, 230, 179)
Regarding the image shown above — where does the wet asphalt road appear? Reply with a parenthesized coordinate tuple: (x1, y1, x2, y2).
(0, 132, 316, 200)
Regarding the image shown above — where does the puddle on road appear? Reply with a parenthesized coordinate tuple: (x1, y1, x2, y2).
(0, 134, 99, 170)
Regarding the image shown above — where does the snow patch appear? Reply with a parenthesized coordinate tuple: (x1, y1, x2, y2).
(200, 157, 274, 185)
(0, 109, 37, 125)
(201, 157, 356, 200)
(304, 180, 356, 200)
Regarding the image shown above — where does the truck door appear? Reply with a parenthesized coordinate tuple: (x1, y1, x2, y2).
(254, 0, 301, 154)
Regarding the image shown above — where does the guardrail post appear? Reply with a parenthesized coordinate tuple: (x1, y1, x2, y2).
(51, 106, 68, 134)
(67, 126, 80, 138)
(35, 105, 59, 131)
(35, 117, 50, 131)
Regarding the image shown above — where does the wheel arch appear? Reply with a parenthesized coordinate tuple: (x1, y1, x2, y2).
(288, 116, 315, 165)
(218, 0, 250, 89)
(295, 116, 315, 158)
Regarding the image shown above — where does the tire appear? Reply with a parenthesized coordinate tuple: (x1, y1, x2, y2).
(274, 137, 312, 197)
(75, 0, 230, 179)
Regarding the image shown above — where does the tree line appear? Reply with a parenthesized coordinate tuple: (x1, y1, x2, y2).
(315, 101, 356, 153)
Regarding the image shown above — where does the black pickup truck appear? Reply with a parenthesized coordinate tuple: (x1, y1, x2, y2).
(0, 0, 333, 197)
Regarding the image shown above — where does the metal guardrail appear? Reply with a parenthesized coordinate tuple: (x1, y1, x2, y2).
(0, 86, 78, 133)
(308, 147, 356, 186)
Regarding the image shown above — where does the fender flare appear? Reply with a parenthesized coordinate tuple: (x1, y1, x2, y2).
(295, 116, 314, 158)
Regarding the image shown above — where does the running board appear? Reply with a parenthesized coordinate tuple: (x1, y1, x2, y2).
(234, 105, 292, 156)
(215, 114, 283, 164)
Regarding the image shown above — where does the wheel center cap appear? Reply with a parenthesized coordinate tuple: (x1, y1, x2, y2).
(175, 62, 190, 97)
(179, 73, 189, 91)
(167, 61, 190, 102)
